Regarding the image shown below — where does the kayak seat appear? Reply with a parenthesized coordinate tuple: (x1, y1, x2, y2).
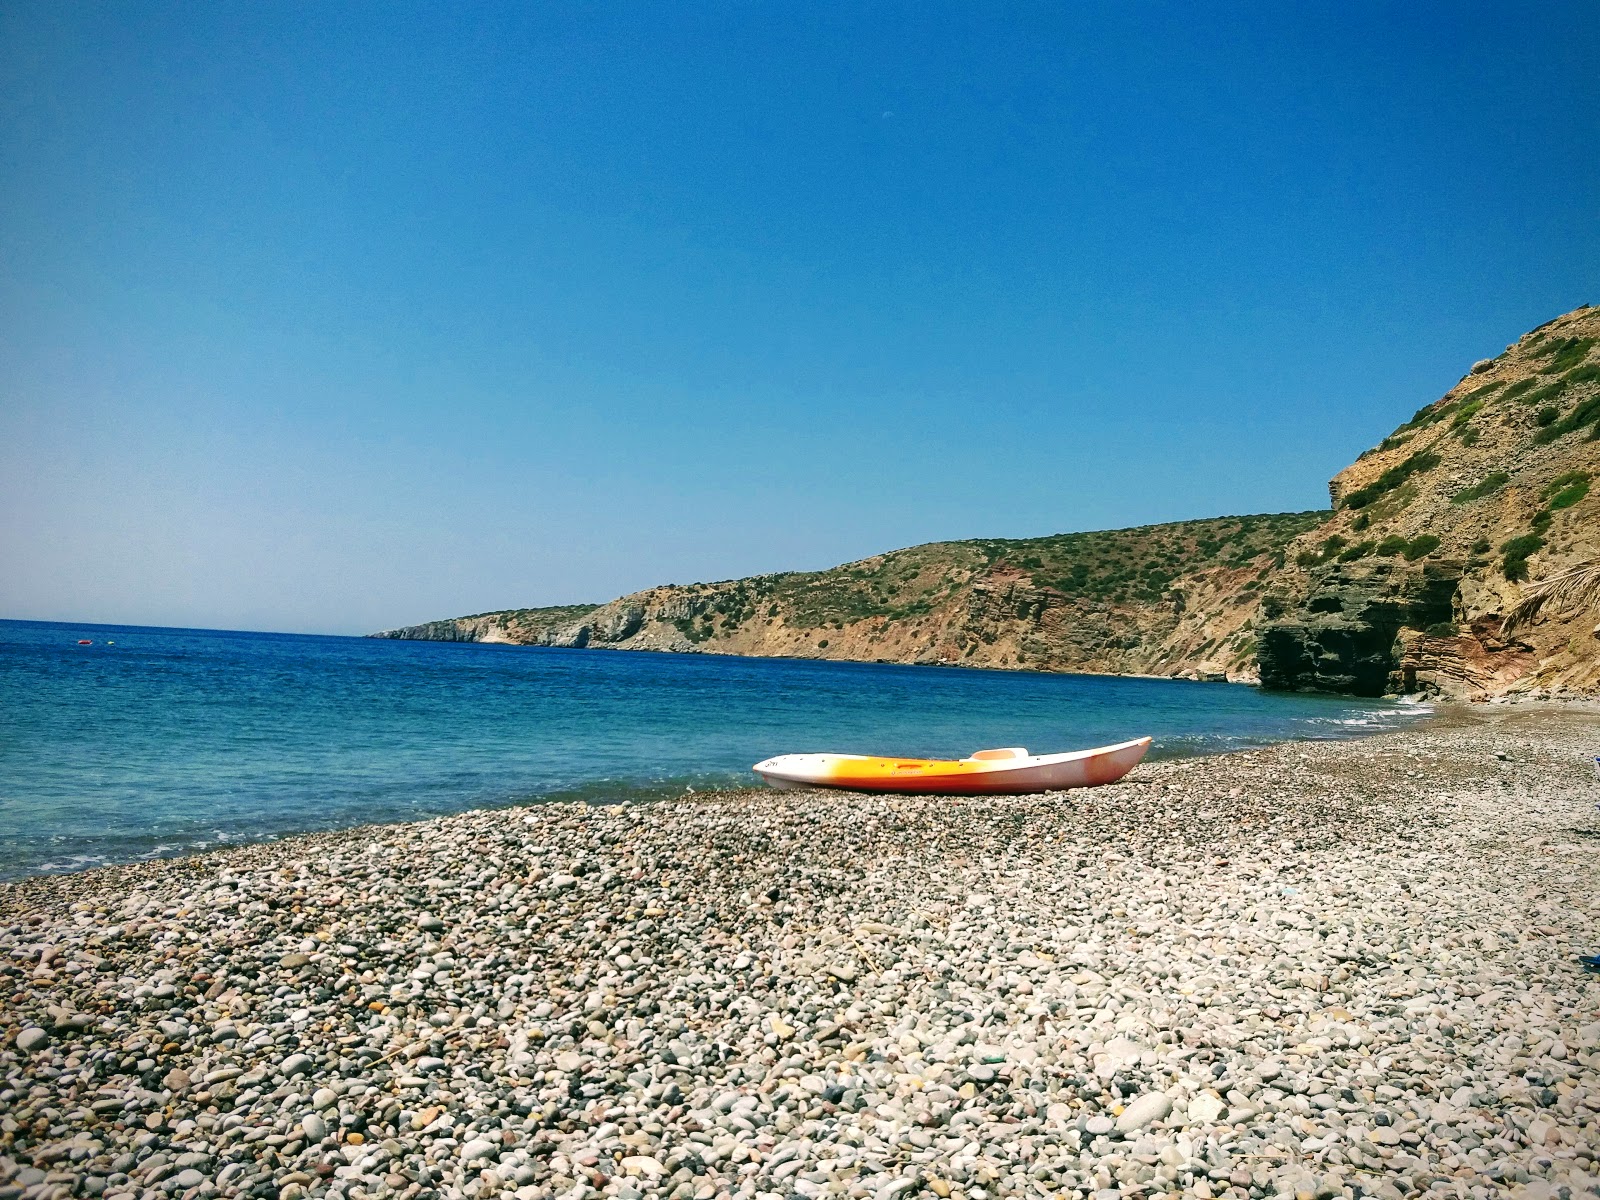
(969, 747, 1029, 761)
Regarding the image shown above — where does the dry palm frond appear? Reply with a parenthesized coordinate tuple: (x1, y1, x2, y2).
(1502, 559, 1600, 633)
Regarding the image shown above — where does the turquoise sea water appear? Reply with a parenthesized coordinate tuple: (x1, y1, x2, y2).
(0, 619, 1427, 880)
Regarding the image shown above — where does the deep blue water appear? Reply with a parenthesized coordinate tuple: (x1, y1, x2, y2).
(0, 619, 1427, 880)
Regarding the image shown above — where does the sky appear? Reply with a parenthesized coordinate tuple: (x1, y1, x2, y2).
(2, 3, 1597, 635)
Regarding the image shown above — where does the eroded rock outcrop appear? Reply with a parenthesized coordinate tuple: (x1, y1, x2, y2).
(1258, 561, 1462, 695)
(1259, 304, 1600, 697)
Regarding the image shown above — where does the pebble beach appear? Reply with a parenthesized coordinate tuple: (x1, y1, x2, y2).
(3, 705, 1598, 1200)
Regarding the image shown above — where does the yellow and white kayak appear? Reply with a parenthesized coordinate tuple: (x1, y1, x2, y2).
(752, 737, 1152, 795)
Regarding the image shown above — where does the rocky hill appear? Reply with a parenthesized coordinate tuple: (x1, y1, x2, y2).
(1259, 304, 1600, 697)
(372, 512, 1326, 681)
(375, 305, 1600, 698)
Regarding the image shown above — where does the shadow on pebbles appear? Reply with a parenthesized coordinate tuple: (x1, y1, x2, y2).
(3, 705, 1598, 1200)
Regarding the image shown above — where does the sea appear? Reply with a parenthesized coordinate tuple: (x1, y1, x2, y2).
(0, 619, 1429, 881)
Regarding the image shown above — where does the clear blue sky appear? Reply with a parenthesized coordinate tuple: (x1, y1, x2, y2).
(2, 3, 1596, 634)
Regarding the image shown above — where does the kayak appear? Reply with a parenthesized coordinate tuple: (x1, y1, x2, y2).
(752, 736, 1152, 795)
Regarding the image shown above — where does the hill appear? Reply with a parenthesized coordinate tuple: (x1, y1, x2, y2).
(1258, 304, 1600, 697)
(374, 305, 1600, 698)
(371, 512, 1325, 681)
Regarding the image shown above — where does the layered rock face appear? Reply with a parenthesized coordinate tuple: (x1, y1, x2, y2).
(1259, 304, 1600, 697)
(1257, 562, 1460, 695)
(370, 605, 597, 646)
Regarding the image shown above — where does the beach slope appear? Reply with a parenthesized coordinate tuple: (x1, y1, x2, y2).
(3, 707, 1598, 1200)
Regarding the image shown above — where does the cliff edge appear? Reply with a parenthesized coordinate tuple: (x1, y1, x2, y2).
(1259, 304, 1600, 698)
(374, 306, 1600, 699)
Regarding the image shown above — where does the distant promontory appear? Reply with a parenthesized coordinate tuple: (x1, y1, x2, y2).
(375, 306, 1600, 700)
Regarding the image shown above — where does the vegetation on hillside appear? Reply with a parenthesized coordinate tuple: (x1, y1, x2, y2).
(674, 512, 1329, 632)
(468, 604, 599, 626)
(376, 305, 1600, 699)
(1342, 450, 1442, 509)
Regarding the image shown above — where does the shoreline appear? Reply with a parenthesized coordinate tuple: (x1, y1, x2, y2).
(3, 705, 1598, 1200)
(4, 696, 1439, 889)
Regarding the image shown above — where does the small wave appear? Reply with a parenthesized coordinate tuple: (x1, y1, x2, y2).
(34, 853, 111, 873)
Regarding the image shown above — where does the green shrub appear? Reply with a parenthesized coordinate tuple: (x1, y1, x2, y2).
(1527, 378, 1570, 407)
(1501, 533, 1544, 582)
(1343, 451, 1442, 509)
(1402, 534, 1441, 561)
(1540, 336, 1596, 373)
(1542, 470, 1589, 497)
(1535, 392, 1600, 444)
(1498, 378, 1537, 402)
(1452, 472, 1509, 504)
(1396, 379, 1504, 435)
(1374, 534, 1411, 557)
(1459, 427, 1479, 445)
(1549, 479, 1590, 508)
(674, 616, 714, 643)
(1535, 406, 1559, 426)
(1351, 512, 1369, 531)
(1450, 400, 1484, 429)
(1425, 621, 1458, 637)
(1403, 402, 1439, 427)
(1339, 540, 1375, 561)
(1471, 537, 1492, 554)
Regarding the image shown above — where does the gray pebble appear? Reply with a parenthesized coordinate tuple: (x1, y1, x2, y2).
(279, 1053, 313, 1077)
(1115, 1093, 1172, 1133)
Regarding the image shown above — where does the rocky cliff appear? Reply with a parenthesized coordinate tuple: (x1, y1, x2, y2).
(372, 512, 1326, 682)
(375, 306, 1600, 698)
(1258, 304, 1600, 698)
